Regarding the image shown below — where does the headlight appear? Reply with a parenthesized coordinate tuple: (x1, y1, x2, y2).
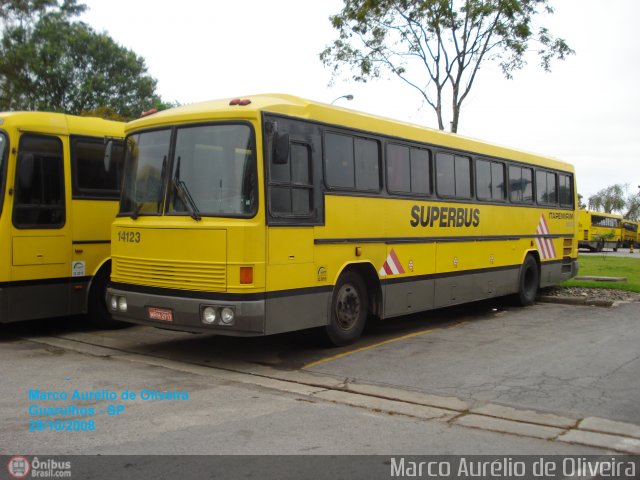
(117, 296, 128, 312)
(220, 307, 235, 325)
(202, 307, 217, 325)
(110, 296, 118, 311)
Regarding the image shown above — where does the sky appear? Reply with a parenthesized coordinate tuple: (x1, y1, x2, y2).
(79, 0, 640, 200)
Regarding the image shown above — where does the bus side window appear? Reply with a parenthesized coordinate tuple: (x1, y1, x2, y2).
(436, 152, 470, 198)
(324, 132, 380, 192)
(388, 144, 431, 196)
(13, 134, 65, 228)
(508, 166, 533, 204)
(72, 137, 124, 199)
(536, 170, 557, 205)
(476, 159, 505, 201)
(558, 174, 573, 207)
(269, 141, 313, 217)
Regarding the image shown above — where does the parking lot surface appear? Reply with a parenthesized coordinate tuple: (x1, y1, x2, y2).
(1, 298, 639, 455)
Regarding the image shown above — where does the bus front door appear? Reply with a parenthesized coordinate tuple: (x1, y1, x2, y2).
(8, 133, 72, 322)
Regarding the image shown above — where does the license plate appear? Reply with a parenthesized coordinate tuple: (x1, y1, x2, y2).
(148, 307, 173, 322)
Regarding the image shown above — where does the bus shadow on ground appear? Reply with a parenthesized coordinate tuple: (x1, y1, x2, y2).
(0, 298, 511, 371)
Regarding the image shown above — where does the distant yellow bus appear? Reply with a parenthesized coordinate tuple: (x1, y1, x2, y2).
(107, 95, 578, 345)
(0, 112, 124, 324)
(577, 210, 622, 252)
(621, 220, 638, 248)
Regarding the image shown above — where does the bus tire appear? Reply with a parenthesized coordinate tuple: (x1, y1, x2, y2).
(516, 255, 539, 307)
(324, 271, 368, 347)
(88, 267, 129, 329)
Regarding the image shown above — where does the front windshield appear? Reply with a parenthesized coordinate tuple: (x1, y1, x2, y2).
(120, 123, 256, 218)
(121, 129, 171, 216)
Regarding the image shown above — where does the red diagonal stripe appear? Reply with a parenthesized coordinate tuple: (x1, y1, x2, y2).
(388, 249, 405, 274)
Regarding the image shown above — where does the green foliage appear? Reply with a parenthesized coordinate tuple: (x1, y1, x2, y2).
(587, 183, 639, 221)
(563, 255, 640, 293)
(0, 0, 170, 119)
(321, 0, 573, 132)
(0, 0, 85, 26)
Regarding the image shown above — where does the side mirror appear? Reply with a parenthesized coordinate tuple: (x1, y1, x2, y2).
(104, 139, 113, 172)
(273, 133, 290, 165)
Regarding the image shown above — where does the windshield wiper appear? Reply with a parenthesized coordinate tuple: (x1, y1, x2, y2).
(173, 157, 201, 221)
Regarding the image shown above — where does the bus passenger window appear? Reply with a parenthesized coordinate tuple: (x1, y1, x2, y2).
(436, 152, 470, 198)
(476, 159, 505, 201)
(387, 144, 431, 196)
(325, 133, 380, 192)
(558, 174, 573, 207)
(354, 138, 380, 191)
(508, 166, 533, 203)
(536, 170, 557, 205)
(325, 133, 354, 189)
(73, 138, 124, 198)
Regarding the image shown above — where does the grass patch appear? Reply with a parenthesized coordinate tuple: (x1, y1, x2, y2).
(562, 255, 640, 292)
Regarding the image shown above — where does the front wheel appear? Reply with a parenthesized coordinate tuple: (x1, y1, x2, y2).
(323, 271, 368, 347)
(516, 255, 539, 306)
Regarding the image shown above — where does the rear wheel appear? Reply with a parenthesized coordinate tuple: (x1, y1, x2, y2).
(323, 271, 368, 347)
(516, 255, 539, 306)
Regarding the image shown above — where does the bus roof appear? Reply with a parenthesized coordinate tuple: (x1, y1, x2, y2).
(581, 209, 623, 219)
(126, 94, 573, 172)
(0, 111, 124, 138)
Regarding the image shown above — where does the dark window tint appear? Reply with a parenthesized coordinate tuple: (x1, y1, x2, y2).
(13, 134, 65, 227)
(476, 159, 505, 201)
(325, 133, 354, 189)
(436, 152, 470, 198)
(536, 170, 557, 205)
(72, 138, 124, 198)
(387, 144, 431, 195)
(354, 138, 380, 191)
(411, 148, 431, 195)
(558, 174, 573, 207)
(269, 142, 313, 217)
(508, 166, 533, 203)
(325, 133, 380, 192)
(455, 156, 471, 198)
(592, 215, 619, 228)
(387, 144, 410, 193)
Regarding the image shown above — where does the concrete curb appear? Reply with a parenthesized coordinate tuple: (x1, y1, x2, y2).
(537, 295, 614, 307)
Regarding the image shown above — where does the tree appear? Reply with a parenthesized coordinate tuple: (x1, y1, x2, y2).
(0, 0, 84, 26)
(588, 184, 640, 221)
(0, 1, 169, 119)
(321, 0, 573, 132)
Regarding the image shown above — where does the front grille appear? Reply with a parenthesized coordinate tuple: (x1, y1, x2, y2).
(112, 256, 226, 292)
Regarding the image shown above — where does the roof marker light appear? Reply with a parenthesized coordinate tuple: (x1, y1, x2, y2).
(140, 108, 158, 117)
(229, 98, 251, 106)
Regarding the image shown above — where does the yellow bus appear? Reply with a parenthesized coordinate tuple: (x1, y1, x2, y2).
(621, 220, 638, 248)
(0, 112, 124, 325)
(577, 209, 622, 252)
(107, 95, 578, 345)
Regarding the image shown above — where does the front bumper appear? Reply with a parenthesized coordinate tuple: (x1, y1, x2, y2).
(107, 284, 266, 335)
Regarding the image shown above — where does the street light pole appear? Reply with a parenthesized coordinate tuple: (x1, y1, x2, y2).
(331, 94, 354, 105)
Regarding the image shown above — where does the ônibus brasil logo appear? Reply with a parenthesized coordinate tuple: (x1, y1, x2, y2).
(7, 455, 30, 479)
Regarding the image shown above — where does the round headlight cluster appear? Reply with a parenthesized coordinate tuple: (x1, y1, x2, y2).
(200, 306, 235, 326)
(110, 295, 128, 312)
